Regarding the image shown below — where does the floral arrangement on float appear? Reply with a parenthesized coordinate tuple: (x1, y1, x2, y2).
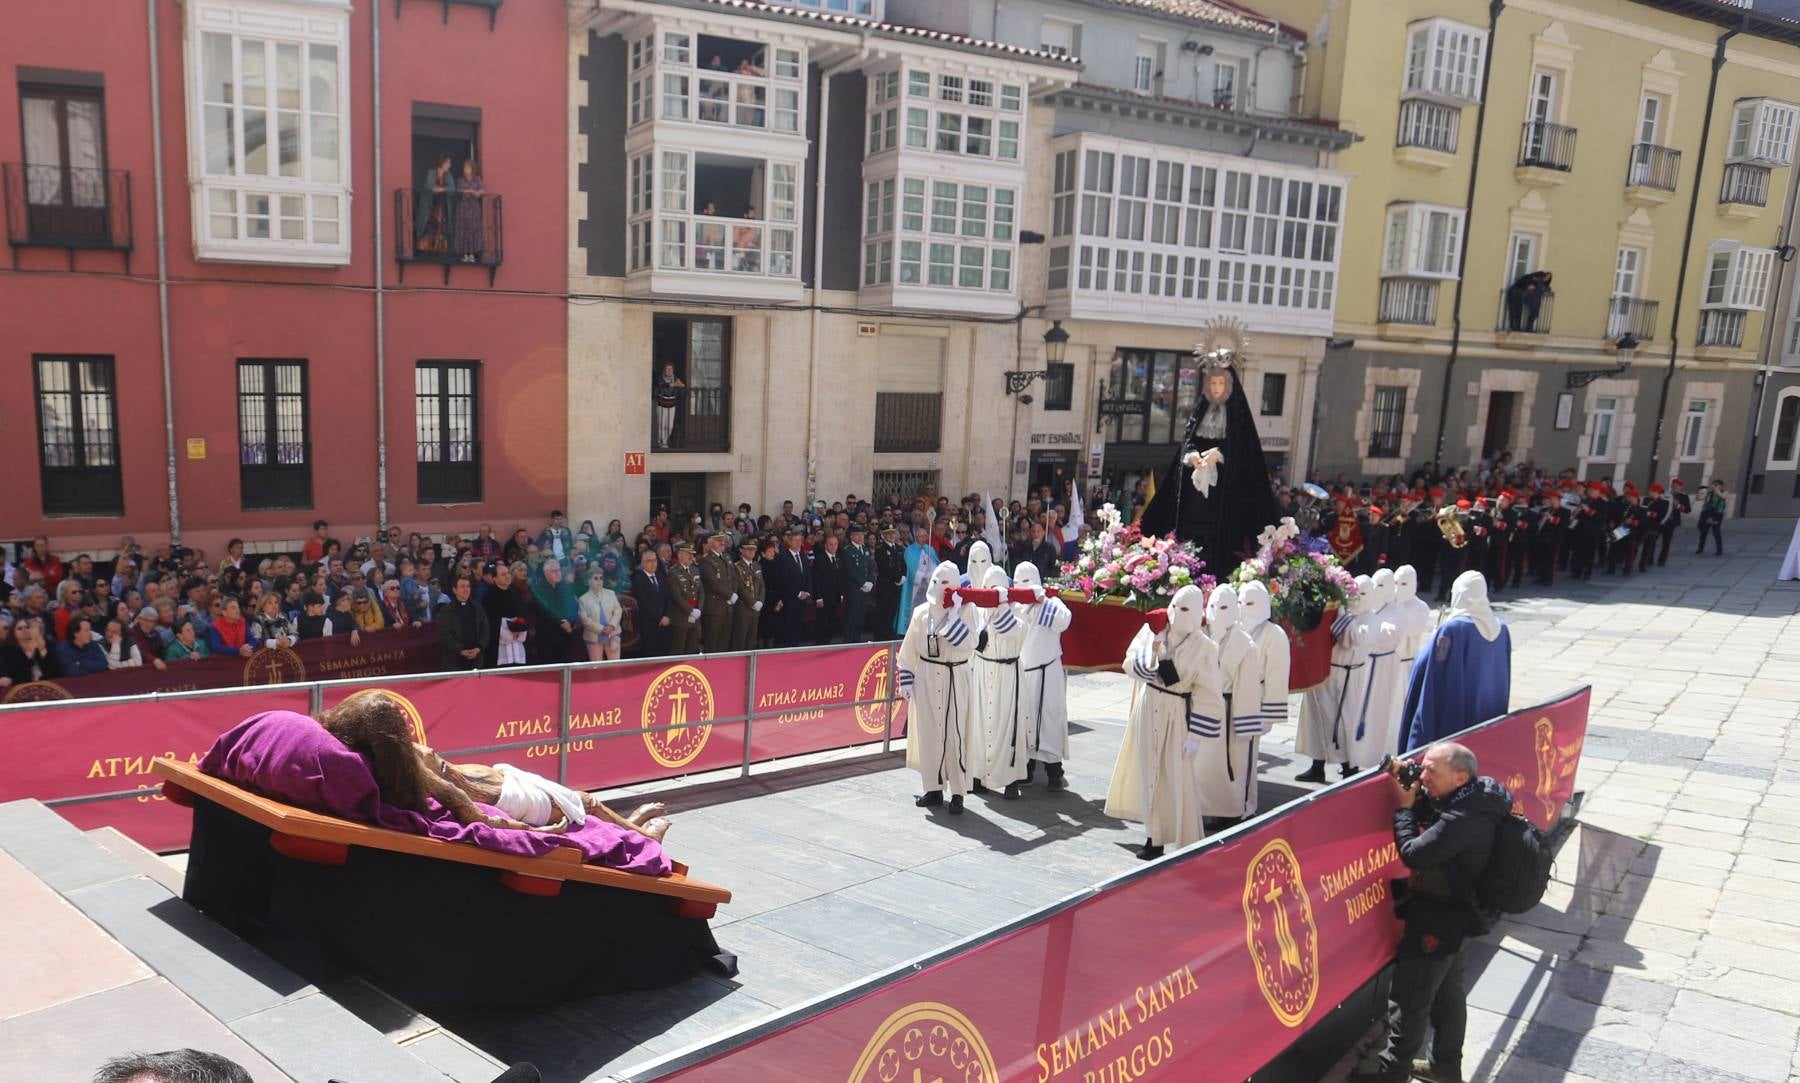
(1054, 503, 1216, 610)
(1226, 517, 1359, 633)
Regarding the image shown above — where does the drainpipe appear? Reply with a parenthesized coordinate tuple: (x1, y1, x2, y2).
(372, 0, 389, 536)
(1648, 22, 1740, 489)
(147, 0, 180, 543)
(804, 43, 868, 508)
(1431, 0, 1503, 467)
(1738, 116, 1800, 515)
(1290, 41, 1308, 117)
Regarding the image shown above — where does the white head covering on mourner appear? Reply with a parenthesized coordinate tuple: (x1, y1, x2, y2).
(1448, 570, 1502, 641)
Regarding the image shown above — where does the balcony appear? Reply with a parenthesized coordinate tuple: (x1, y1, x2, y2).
(1697, 309, 1747, 349)
(395, 189, 504, 285)
(1605, 296, 1659, 341)
(873, 391, 942, 453)
(654, 386, 731, 453)
(1625, 144, 1681, 205)
(1516, 121, 1576, 185)
(1394, 100, 1459, 169)
(1497, 287, 1554, 338)
(1720, 162, 1771, 219)
(1378, 278, 1438, 327)
(418, 440, 483, 505)
(3, 163, 131, 270)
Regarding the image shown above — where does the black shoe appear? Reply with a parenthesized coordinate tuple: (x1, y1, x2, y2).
(1409, 1060, 1462, 1083)
(1137, 840, 1165, 861)
(971, 779, 989, 794)
(1347, 1070, 1407, 1083)
(915, 790, 944, 808)
(1045, 763, 1068, 791)
(949, 794, 965, 814)
(1024, 760, 1039, 783)
(1003, 782, 1022, 799)
(491, 1066, 544, 1083)
(1295, 760, 1327, 783)
(1340, 763, 1357, 778)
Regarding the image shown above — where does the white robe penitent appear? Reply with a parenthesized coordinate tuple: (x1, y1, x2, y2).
(1390, 593, 1434, 672)
(1105, 625, 1221, 849)
(1241, 618, 1290, 816)
(1345, 609, 1402, 770)
(1019, 596, 1073, 766)
(898, 599, 980, 795)
(1199, 624, 1266, 819)
(1297, 609, 1365, 765)
(975, 600, 1030, 787)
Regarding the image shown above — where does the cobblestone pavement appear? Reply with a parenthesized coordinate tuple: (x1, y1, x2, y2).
(1402, 517, 1800, 1083)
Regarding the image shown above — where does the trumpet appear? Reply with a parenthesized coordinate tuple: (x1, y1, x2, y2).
(1388, 499, 1421, 527)
(1437, 505, 1469, 549)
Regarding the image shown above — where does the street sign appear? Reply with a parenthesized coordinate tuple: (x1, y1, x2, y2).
(625, 452, 646, 475)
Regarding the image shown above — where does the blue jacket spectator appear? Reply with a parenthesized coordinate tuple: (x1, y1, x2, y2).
(55, 617, 109, 676)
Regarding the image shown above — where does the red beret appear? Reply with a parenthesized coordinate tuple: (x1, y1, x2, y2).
(1649, 483, 1665, 493)
(1429, 487, 1446, 498)
(1456, 499, 1472, 510)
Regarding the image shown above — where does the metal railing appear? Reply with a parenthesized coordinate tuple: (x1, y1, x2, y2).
(1697, 308, 1746, 348)
(394, 188, 504, 282)
(874, 391, 943, 452)
(680, 214, 798, 278)
(1625, 143, 1680, 191)
(1497, 286, 1555, 334)
(1377, 278, 1437, 325)
(1605, 296, 1659, 341)
(3, 163, 132, 268)
(1396, 99, 1460, 154)
(1720, 162, 1771, 207)
(655, 385, 732, 452)
(1518, 121, 1577, 172)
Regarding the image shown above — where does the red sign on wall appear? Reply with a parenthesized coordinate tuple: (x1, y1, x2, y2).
(647, 688, 1591, 1083)
(625, 451, 646, 475)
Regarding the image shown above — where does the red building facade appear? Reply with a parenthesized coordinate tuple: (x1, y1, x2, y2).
(2, 0, 567, 557)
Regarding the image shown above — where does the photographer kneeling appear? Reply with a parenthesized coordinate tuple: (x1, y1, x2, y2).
(1351, 742, 1513, 1083)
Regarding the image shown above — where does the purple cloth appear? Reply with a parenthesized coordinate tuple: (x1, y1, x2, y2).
(199, 711, 672, 876)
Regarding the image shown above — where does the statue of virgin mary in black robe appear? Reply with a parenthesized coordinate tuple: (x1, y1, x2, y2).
(1138, 360, 1280, 580)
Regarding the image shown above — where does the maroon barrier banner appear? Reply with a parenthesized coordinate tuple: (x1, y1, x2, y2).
(565, 657, 752, 792)
(0, 627, 440, 703)
(749, 646, 906, 763)
(643, 688, 1591, 1083)
(0, 689, 312, 852)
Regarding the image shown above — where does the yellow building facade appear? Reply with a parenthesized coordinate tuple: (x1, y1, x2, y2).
(1255, 0, 1800, 488)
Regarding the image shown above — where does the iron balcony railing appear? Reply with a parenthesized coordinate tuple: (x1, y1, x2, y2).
(874, 391, 943, 453)
(1606, 296, 1659, 341)
(3, 163, 132, 269)
(654, 386, 732, 452)
(1497, 287, 1555, 334)
(1720, 162, 1771, 207)
(1396, 99, 1460, 154)
(395, 188, 504, 283)
(1377, 278, 1438, 326)
(1518, 121, 1577, 172)
(1625, 143, 1681, 192)
(418, 439, 483, 504)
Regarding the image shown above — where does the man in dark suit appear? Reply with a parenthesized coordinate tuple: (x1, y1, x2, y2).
(841, 523, 875, 643)
(810, 532, 848, 644)
(630, 549, 674, 657)
(771, 527, 811, 648)
(873, 522, 905, 640)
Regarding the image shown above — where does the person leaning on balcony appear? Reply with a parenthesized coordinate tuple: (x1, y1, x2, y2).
(733, 207, 760, 271)
(654, 364, 685, 449)
(415, 154, 454, 254)
(1503, 270, 1552, 332)
(453, 158, 485, 262)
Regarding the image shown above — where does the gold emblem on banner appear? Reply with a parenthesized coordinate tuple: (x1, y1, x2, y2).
(854, 652, 893, 737)
(242, 645, 307, 686)
(1532, 716, 1583, 821)
(2, 680, 73, 704)
(846, 1002, 998, 1083)
(642, 664, 715, 769)
(1243, 837, 1320, 1029)
(356, 688, 429, 744)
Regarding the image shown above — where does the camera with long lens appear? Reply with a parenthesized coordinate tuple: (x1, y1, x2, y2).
(1380, 753, 1422, 788)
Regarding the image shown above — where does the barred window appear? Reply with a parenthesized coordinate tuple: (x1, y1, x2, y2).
(34, 355, 122, 516)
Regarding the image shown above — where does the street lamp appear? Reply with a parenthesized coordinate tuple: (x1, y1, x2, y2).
(1566, 333, 1639, 389)
(1005, 320, 1071, 395)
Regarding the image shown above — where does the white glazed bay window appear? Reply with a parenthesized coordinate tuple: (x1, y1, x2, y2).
(1383, 203, 1464, 278)
(1404, 19, 1487, 104)
(864, 67, 1024, 163)
(626, 27, 805, 136)
(1698, 243, 1774, 348)
(1728, 98, 1799, 165)
(1046, 137, 1344, 327)
(186, 0, 349, 263)
(862, 175, 1016, 291)
(626, 148, 800, 281)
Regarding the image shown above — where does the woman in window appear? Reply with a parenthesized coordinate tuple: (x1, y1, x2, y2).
(453, 158, 485, 263)
(415, 154, 455, 255)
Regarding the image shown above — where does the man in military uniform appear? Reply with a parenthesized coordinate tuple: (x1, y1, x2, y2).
(668, 542, 704, 655)
(1638, 483, 1671, 573)
(1486, 491, 1515, 595)
(873, 523, 905, 640)
(842, 523, 875, 643)
(698, 531, 737, 651)
(731, 536, 765, 651)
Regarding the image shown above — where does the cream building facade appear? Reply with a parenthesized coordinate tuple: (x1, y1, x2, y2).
(1252, 0, 1800, 489)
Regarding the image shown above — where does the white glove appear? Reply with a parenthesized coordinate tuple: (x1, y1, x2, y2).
(1183, 736, 1203, 760)
(861, 581, 874, 593)
(729, 594, 738, 604)
(1032, 586, 1046, 603)
(753, 600, 763, 611)
(687, 609, 701, 624)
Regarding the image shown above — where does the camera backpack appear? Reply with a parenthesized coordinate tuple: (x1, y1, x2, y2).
(1477, 811, 1553, 915)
